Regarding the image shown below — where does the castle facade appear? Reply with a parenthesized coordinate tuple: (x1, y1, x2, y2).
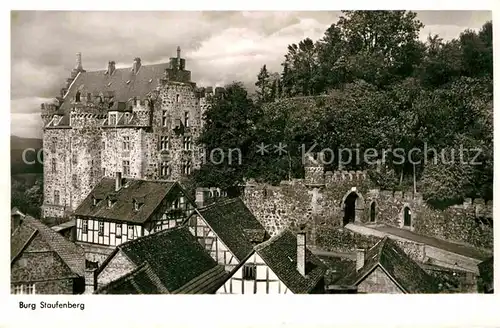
(41, 48, 221, 219)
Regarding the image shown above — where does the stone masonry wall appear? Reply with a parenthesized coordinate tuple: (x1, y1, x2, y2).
(242, 154, 493, 250)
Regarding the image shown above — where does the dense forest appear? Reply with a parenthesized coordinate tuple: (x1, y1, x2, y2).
(192, 11, 493, 208)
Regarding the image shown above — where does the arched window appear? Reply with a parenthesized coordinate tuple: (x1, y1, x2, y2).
(403, 207, 412, 227)
(370, 202, 376, 222)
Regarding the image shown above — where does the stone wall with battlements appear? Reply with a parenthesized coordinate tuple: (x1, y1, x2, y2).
(242, 153, 493, 250)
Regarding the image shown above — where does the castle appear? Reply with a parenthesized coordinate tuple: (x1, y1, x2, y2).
(41, 48, 223, 219)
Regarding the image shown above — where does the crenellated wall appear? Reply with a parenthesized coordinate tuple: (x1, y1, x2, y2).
(242, 154, 493, 250)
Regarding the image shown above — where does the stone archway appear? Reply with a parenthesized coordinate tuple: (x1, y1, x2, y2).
(341, 189, 365, 226)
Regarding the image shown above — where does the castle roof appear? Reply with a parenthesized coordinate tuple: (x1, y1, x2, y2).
(95, 226, 227, 294)
(253, 229, 327, 294)
(335, 237, 440, 293)
(11, 209, 85, 277)
(74, 178, 185, 224)
(192, 198, 268, 261)
(60, 63, 169, 113)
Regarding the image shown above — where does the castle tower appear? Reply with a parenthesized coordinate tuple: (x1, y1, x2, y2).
(304, 152, 325, 186)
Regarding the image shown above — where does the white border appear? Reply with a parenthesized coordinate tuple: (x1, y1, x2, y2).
(4, 1, 500, 327)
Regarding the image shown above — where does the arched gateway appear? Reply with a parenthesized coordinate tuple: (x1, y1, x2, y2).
(341, 189, 365, 226)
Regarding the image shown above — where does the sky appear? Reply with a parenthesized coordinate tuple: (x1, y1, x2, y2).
(11, 10, 492, 138)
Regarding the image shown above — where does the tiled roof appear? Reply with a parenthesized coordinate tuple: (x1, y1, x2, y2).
(11, 222, 37, 262)
(10, 210, 85, 277)
(195, 198, 268, 261)
(336, 237, 440, 293)
(255, 229, 327, 294)
(74, 178, 177, 223)
(95, 263, 167, 294)
(100, 226, 226, 293)
(59, 63, 169, 113)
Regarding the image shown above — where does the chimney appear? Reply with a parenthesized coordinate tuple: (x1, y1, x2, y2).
(177, 46, 181, 60)
(11, 211, 22, 234)
(297, 232, 306, 276)
(195, 188, 205, 208)
(356, 249, 366, 272)
(107, 61, 116, 75)
(115, 172, 122, 191)
(133, 57, 141, 74)
(75, 52, 83, 71)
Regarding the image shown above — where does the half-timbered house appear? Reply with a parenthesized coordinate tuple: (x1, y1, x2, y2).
(95, 226, 228, 294)
(332, 237, 440, 293)
(216, 229, 327, 294)
(73, 173, 195, 264)
(185, 198, 268, 271)
(11, 208, 86, 294)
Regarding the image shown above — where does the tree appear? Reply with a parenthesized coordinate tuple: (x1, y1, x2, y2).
(193, 82, 260, 190)
(255, 65, 271, 103)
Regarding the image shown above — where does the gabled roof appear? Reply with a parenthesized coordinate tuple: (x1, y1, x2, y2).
(10, 209, 85, 277)
(97, 226, 227, 294)
(336, 237, 440, 293)
(59, 63, 169, 113)
(194, 198, 268, 261)
(254, 229, 327, 294)
(74, 178, 180, 223)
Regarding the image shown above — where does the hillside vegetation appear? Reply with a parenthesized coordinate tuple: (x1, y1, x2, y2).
(192, 11, 493, 207)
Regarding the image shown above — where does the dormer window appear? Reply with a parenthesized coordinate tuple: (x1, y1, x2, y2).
(133, 198, 143, 211)
(92, 197, 100, 206)
(109, 113, 117, 125)
(53, 115, 59, 126)
(107, 198, 116, 208)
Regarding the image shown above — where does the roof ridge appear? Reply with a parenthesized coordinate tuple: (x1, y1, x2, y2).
(81, 62, 170, 75)
(254, 228, 289, 252)
(119, 224, 187, 250)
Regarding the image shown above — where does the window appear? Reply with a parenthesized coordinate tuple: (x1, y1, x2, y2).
(92, 197, 98, 206)
(123, 136, 130, 151)
(72, 153, 77, 164)
(133, 201, 140, 211)
(176, 94, 180, 102)
(98, 222, 104, 236)
(13, 284, 34, 294)
(54, 190, 60, 205)
(370, 202, 376, 223)
(102, 140, 106, 150)
(75, 91, 81, 102)
(87, 93, 92, 101)
(109, 113, 117, 125)
(162, 111, 168, 127)
(182, 161, 191, 175)
(160, 136, 169, 150)
(243, 264, 256, 280)
(154, 222, 162, 232)
(172, 199, 180, 209)
(123, 160, 130, 176)
(183, 136, 192, 150)
(160, 161, 170, 177)
(82, 219, 88, 234)
(128, 225, 134, 239)
(14, 285, 22, 294)
(403, 207, 412, 227)
(116, 224, 122, 238)
(102, 168, 106, 177)
(72, 174, 78, 188)
(184, 112, 189, 127)
(51, 158, 56, 173)
(25, 284, 35, 295)
(107, 199, 113, 208)
(50, 137, 57, 153)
